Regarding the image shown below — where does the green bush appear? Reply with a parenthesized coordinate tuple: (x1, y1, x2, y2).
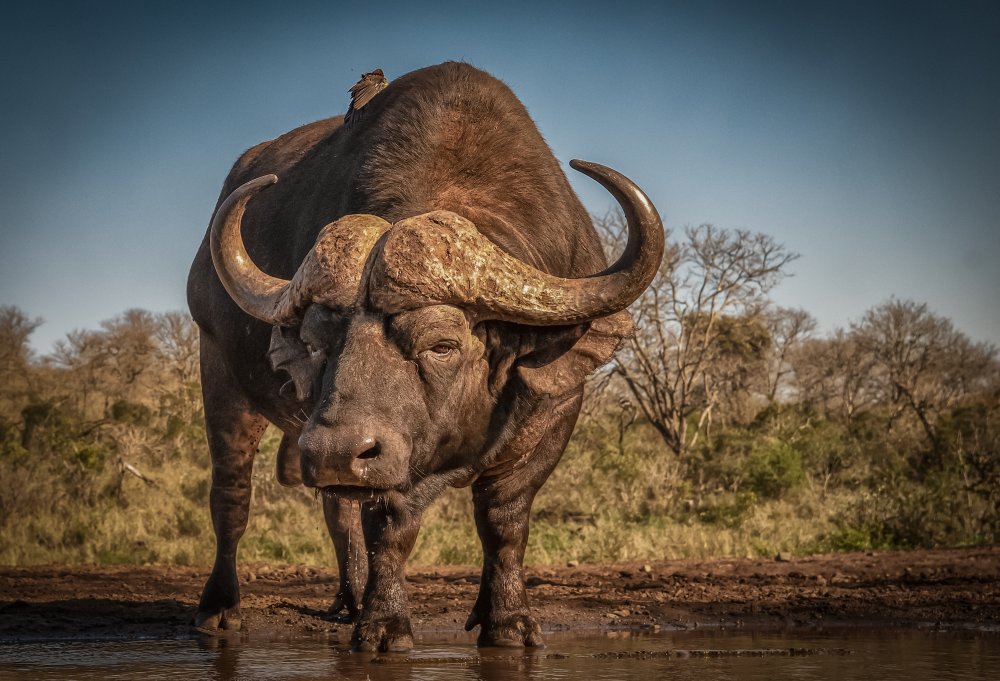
(111, 400, 152, 426)
(75, 444, 105, 470)
(697, 491, 757, 528)
(176, 507, 202, 538)
(0, 425, 28, 460)
(745, 438, 804, 499)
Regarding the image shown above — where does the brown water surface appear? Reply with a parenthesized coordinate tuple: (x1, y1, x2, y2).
(1, 627, 997, 680)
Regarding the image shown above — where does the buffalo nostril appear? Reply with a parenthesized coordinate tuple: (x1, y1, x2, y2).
(352, 437, 381, 461)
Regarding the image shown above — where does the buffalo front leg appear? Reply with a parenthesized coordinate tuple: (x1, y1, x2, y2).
(194, 342, 269, 632)
(466, 393, 582, 647)
(323, 493, 368, 623)
(351, 502, 422, 652)
(466, 481, 545, 647)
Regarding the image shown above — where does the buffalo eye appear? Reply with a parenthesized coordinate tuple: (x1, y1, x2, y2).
(421, 342, 457, 360)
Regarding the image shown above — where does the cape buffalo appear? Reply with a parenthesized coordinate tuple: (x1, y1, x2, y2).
(187, 61, 663, 651)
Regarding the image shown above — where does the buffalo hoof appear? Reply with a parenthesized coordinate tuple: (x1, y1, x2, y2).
(327, 592, 358, 624)
(469, 612, 545, 648)
(192, 606, 242, 634)
(351, 614, 414, 653)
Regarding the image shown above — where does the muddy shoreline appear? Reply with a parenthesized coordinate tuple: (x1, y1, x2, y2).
(1, 546, 997, 642)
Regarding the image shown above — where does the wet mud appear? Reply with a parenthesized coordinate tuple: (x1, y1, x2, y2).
(1, 546, 997, 642)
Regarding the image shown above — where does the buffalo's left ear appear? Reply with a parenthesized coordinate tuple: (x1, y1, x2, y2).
(515, 310, 635, 397)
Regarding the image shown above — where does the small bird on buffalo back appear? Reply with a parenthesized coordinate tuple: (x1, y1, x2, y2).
(345, 68, 389, 125)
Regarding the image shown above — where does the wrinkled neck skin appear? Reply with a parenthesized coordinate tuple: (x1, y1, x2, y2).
(372, 391, 581, 537)
(291, 301, 575, 518)
(394, 386, 582, 519)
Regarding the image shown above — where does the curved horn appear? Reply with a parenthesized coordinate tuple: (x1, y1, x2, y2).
(210, 174, 293, 324)
(211, 175, 392, 326)
(368, 160, 664, 325)
(569, 160, 663, 284)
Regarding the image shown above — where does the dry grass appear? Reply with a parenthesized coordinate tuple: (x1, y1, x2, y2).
(0, 420, 848, 568)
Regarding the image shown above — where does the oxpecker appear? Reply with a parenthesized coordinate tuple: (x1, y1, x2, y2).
(345, 68, 389, 124)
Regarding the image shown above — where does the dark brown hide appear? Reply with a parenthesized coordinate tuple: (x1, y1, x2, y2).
(187, 62, 662, 651)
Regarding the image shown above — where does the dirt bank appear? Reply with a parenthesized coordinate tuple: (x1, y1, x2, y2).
(1, 546, 997, 641)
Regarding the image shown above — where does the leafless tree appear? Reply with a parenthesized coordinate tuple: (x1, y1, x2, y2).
(597, 212, 798, 457)
(789, 329, 879, 424)
(155, 311, 200, 387)
(0, 306, 42, 420)
(762, 306, 817, 402)
(853, 299, 999, 448)
(51, 309, 161, 417)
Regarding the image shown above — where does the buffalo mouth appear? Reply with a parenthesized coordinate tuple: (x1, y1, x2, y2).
(322, 484, 392, 502)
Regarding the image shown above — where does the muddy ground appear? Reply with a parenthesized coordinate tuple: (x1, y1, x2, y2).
(1, 546, 997, 641)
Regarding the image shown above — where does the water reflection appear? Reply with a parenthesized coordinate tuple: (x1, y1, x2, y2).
(0, 628, 997, 680)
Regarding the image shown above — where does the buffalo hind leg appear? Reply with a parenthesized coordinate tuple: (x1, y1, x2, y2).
(323, 494, 368, 623)
(351, 502, 422, 652)
(194, 339, 269, 632)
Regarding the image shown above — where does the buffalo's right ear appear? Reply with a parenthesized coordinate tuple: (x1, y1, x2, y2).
(267, 326, 324, 401)
(267, 306, 342, 401)
(515, 310, 635, 398)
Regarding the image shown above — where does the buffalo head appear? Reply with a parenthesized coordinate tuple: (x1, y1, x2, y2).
(208, 160, 663, 496)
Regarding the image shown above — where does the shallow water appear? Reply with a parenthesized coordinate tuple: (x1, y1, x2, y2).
(1, 627, 997, 680)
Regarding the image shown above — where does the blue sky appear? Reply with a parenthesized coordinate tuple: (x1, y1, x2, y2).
(1, 0, 998, 352)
